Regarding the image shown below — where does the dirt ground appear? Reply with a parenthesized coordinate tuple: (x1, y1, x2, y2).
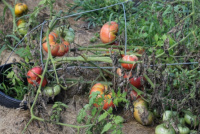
(0, 0, 155, 133)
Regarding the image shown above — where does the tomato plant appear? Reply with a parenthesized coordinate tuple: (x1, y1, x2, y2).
(90, 83, 114, 110)
(155, 124, 175, 134)
(42, 32, 70, 56)
(100, 21, 118, 43)
(15, 3, 28, 17)
(43, 85, 61, 97)
(121, 55, 138, 70)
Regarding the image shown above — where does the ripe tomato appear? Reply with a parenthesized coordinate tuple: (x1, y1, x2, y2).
(90, 83, 114, 110)
(15, 3, 28, 17)
(130, 90, 142, 101)
(100, 21, 118, 43)
(37, 77, 48, 87)
(42, 32, 70, 56)
(129, 76, 145, 89)
(121, 55, 138, 70)
(133, 98, 154, 125)
(116, 68, 132, 79)
(43, 85, 61, 97)
(27, 66, 43, 85)
(155, 124, 175, 134)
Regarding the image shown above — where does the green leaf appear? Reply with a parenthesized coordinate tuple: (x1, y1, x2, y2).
(114, 116, 124, 124)
(101, 122, 112, 134)
(39, 0, 47, 5)
(0, 45, 6, 55)
(91, 107, 97, 116)
(6, 35, 20, 42)
(98, 112, 108, 122)
(7, 71, 14, 79)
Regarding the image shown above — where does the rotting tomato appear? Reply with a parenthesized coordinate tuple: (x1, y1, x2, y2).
(133, 98, 154, 125)
(90, 83, 114, 110)
(121, 55, 138, 70)
(43, 85, 61, 97)
(116, 68, 132, 79)
(15, 3, 28, 17)
(155, 124, 175, 134)
(42, 32, 70, 56)
(129, 90, 142, 101)
(100, 21, 118, 43)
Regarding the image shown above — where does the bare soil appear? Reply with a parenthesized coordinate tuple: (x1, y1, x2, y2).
(0, 0, 155, 133)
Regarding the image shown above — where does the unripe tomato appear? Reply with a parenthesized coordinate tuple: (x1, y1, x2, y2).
(184, 112, 199, 128)
(27, 66, 43, 85)
(136, 48, 145, 55)
(177, 124, 190, 134)
(121, 55, 138, 70)
(155, 124, 175, 134)
(17, 22, 28, 35)
(43, 85, 61, 97)
(17, 19, 26, 26)
(100, 21, 118, 43)
(133, 98, 153, 125)
(15, 3, 28, 17)
(162, 110, 178, 121)
(42, 32, 70, 56)
(90, 83, 114, 110)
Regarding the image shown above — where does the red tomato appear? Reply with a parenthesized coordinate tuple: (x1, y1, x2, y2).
(121, 55, 138, 70)
(100, 21, 118, 43)
(90, 83, 114, 110)
(129, 76, 145, 89)
(37, 77, 48, 87)
(27, 66, 43, 84)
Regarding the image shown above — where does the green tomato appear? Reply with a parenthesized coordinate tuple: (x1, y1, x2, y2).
(189, 130, 198, 134)
(17, 22, 28, 35)
(162, 110, 177, 121)
(177, 124, 190, 134)
(179, 118, 186, 125)
(184, 112, 199, 128)
(56, 26, 75, 43)
(43, 85, 61, 97)
(155, 124, 175, 134)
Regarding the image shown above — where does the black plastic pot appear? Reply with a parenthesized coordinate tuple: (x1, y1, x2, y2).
(0, 63, 28, 109)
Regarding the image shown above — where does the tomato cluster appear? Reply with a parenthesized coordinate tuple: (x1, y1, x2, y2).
(27, 66, 47, 87)
(42, 32, 70, 56)
(90, 83, 114, 110)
